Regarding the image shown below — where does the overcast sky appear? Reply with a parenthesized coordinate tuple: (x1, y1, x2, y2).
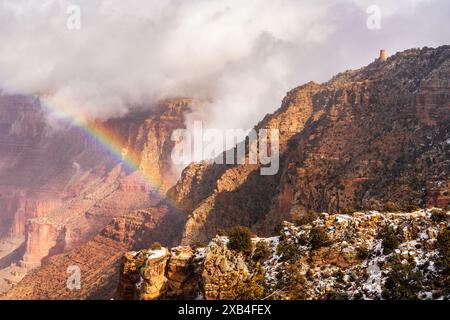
(0, 0, 449, 131)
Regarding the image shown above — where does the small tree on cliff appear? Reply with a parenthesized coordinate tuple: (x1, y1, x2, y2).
(382, 254, 424, 300)
(227, 225, 253, 253)
(309, 226, 332, 250)
(252, 241, 271, 263)
(436, 229, 450, 278)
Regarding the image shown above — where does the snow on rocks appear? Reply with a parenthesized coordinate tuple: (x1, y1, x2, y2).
(120, 209, 448, 300)
(255, 210, 448, 299)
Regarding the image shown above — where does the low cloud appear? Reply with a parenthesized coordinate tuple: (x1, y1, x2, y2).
(0, 0, 449, 131)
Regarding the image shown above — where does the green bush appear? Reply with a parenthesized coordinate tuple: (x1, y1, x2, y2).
(150, 242, 162, 250)
(381, 232, 400, 255)
(277, 240, 299, 263)
(252, 241, 272, 263)
(382, 255, 423, 300)
(356, 245, 370, 260)
(297, 233, 309, 246)
(222, 266, 266, 300)
(431, 209, 448, 223)
(309, 226, 332, 250)
(435, 229, 450, 297)
(437, 229, 450, 256)
(240, 267, 266, 299)
(436, 229, 450, 272)
(276, 264, 307, 300)
(227, 226, 253, 253)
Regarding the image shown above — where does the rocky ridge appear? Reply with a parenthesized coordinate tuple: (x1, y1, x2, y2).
(116, 209, 449, 300)
(169, 46, 450, 245)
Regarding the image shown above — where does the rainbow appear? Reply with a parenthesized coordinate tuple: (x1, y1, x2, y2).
(39, 95, 173, 203)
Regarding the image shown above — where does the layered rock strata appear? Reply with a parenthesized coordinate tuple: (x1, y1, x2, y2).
(168, 46, 450, 245)
(117, 209, 449, 300)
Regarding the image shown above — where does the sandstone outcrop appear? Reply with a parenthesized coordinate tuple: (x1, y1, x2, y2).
(116, 245, 201, 300)
(118, 249, 169, 300)
(166, 246, 199, 298)
(117, 209, 449, 300)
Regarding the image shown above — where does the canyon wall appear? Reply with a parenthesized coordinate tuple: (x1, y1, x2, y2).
(1, 204, 185, 299)
(168, 46, 450, 245)
(115, 209, 449, 300)
(2, 46, 449, 300)
(0, 97, 192, 269)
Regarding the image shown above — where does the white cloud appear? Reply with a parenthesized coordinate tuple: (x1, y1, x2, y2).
(0, 0, 448, 131)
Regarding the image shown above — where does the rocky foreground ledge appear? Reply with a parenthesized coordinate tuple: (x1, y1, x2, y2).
(116, 209, 449, 300)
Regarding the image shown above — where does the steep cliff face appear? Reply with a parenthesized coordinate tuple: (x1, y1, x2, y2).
(10, 198, 62, 237)
(0, 97, 192, 273)
(169, 46, 450, 244)
(116, 208, 449, 300)
(1, 204, 185, 300)
(116, 245, 201, 300)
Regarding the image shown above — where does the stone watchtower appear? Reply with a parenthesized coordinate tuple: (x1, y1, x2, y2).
(379, 49, 387, 62)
